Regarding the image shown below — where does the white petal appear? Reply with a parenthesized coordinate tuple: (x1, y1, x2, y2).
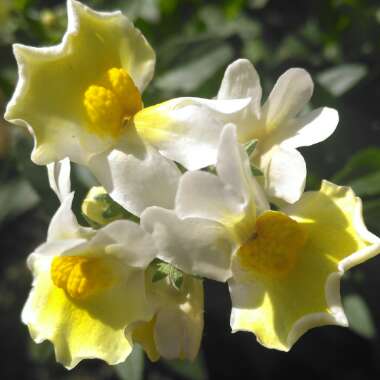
(141, 207, 235, 282)
(176, 170, 246, 227)
(90, 220, 157, 268)
(88, 131, 181, 217)
(281, 107, 339, 149)
(265, 145, 306, 204)
(217, 124, 269, 215)
(134, 97, 251, 170)
(47, 158, 71, 202)
(47, 193, 84, 241)
(176, 125, 268, 241)
(262, 68, 313, 129)
(217, 58, 262, 118)
(154, 308, 182, 359)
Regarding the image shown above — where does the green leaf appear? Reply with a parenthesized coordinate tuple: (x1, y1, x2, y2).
(151, 260, 184, 290)
(363, 199, 380, 233)
(169, 266, 184, 290)
(343, 294, 376, 339)
(251, 165, 263, 177)
(156, 44, 233, 92)
(163, 353, 208, 380)
(244, 139, 258, 157)
(115, 345, 144, 380)
(349, 170, 380, 197)
(0, 178, 39, 224)
(317, 64, 367, 97)
(152, 268, 169, 283)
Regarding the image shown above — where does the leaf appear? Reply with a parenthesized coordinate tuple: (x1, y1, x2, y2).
(156, 44, 233, 92)
(163, 353, 208, 380)
(169, 266, 184, 290)
(151, 260, 184, 290)
(0, 178, 39, 224)
(317, 64, 367, 97)
(332, 148, 380, 184)
(348, 170, 380, 197)
(115, 345, 144, 380)
(250, 165, 263, 177)
(363, 199, 380, 233)
(343, 294, 376, 339)
(244, 139, 258, 157)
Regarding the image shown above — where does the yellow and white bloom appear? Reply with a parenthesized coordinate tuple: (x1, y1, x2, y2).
(23, 162, 157, 368)
(142, 124, 380, 351)
(127, 270, 204, 361)
(5, 0, 249, 216)
(217, 59, 339, 204)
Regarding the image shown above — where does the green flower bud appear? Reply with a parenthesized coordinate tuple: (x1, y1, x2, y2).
(81, 186, 136, 227)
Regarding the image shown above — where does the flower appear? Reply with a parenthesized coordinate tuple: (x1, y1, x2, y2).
(5, 0, 250, 216)
(23, 162, 157, 368)
(217, 59, 339, 204)
(127, 269, 204, 361)
(141, 124, 380, 351)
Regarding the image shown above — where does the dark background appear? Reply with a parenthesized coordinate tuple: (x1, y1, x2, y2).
(0, 0, 380, 379)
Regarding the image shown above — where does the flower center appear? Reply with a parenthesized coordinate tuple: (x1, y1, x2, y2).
(237, 211, 307, 277)
(51, 255, 114, 300)
(83, 68, 143, 138)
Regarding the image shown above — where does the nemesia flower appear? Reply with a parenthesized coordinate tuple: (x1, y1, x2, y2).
(142, 124, 380, 351)
(127, 270, 204, 361)
(217, 59, 339, 204)
(5, 0, 250, 215)
(23, 161, 157, 368)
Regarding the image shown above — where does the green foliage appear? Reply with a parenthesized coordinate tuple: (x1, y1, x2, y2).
(151, 259, 184, 290)
(343, 294, 376, 339)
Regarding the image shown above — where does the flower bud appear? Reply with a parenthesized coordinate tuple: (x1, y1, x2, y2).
(81, 186, 133, 227)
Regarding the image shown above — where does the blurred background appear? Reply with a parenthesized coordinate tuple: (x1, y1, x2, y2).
(0, 0, 380, 379)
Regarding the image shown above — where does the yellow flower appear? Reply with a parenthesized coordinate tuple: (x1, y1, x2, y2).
(5, 0, 249, 216)
(141, 124, 380, 351)
(22, 193, 157, 368)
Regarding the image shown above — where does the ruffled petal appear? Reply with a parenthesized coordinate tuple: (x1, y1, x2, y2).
(141, 207, 235, 282)
(230, 181, 380, 351)
(5, 0, 155, 165)
(134, 97, 251, 170)
(22, 256, 151, 369)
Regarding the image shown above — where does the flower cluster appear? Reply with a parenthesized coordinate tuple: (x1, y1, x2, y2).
(5, 0, 380, 369)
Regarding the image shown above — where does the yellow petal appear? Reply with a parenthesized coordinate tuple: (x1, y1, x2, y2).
(5, 0, 155, 165)
(22, 256, 151, 368)
(231, 180, 380, 351)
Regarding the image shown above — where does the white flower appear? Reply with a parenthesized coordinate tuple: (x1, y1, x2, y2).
(217, 59, 339, 204)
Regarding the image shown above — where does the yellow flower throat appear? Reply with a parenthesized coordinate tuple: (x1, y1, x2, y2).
(237, 211, 307, 277)
(83, 68, 142, 138)
(51, 255, 114, 300)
